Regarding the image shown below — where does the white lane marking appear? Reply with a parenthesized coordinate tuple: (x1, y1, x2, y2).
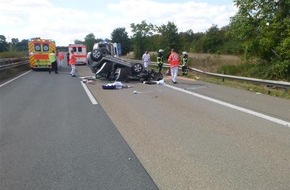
(165, 84, 290, 128)
(0, 70, 31, 88)
(80, 81, 98, 105)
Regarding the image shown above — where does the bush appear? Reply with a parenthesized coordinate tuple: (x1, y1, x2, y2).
(216, 60, 290, 82)
(272, 60, 290, 80)
(217, 65, 239, 75)
(0, 51, 26, 58)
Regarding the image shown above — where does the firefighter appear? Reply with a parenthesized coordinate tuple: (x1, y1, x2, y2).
(181, 51, 188, 76)
(157, 49, 164, 73)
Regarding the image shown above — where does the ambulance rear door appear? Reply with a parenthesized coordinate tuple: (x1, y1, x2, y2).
(69, 44, 87, 65)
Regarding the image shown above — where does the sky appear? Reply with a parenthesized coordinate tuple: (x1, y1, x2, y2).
(0, 0, 237, 46)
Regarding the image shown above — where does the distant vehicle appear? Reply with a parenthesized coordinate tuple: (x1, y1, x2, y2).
(28, 38, 56, 69)
(92, 41, 122, 58)
(87, 41, 145, 81)
(68, 44, 87, 65)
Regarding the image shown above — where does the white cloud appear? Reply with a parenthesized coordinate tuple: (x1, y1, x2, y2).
(107, 0, 236, 34)
(0, 0, 237, 46)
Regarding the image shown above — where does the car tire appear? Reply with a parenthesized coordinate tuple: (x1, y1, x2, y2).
(100, 48, 111, 56)
(91, 49, 103, 62)
(131, 63, 143, 75)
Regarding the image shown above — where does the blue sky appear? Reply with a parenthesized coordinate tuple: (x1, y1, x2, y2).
(0, 0, 237, 46)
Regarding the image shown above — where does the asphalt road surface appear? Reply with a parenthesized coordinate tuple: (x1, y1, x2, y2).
(1, 65, 290, 190)
(0, 67, 158, 190)
(77, 65, 290, 190)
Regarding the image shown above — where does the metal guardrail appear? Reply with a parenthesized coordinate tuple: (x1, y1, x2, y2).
(187, 67, 290, 92)
(131, 59, 290, 93)
(0, 58, 29, 71)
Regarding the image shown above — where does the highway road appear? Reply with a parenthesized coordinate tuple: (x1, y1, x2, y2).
(0, 68, 158, 190)
(1, 65, 290, 190)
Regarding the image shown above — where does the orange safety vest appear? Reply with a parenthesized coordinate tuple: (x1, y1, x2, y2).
(168, 52, 180, 68)
(69, 53, 76, 65)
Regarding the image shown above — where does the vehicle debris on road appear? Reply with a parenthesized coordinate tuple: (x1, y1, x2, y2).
(81, 76, 96, 84)
(102, 81, 133, 90)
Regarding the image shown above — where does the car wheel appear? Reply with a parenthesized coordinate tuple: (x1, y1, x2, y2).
(131, 63, 143, 75)
(91, 49, 102, 62)
(100, 48, 111, 57)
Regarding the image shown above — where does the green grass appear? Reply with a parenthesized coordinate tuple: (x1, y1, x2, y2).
(190, 73, 290, 99)
(0, 51, 26, 59)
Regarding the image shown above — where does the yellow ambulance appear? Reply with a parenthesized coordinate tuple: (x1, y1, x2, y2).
(28, 38, 56, 69)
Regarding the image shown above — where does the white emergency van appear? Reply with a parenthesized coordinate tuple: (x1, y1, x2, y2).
(68, 44, 87, 65)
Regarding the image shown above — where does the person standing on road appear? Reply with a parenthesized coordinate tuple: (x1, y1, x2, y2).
(142, 51, 150, 71)
(167, 49, 180, 84)
(69, 50, 77, 77)
(49, 51, 58, 74)
(181, 51, 188, 76)
(57, 51, 64, 68)
(157, 49, 164, 73)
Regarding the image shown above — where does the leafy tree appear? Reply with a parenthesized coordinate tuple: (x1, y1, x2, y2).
(191, 32, 205, 53)
(131, 20, 154, 59)
(111, 27, 131, 55)
(179, 29, 194, 52)
(148, 34, 162, 52)
(84, 33, 97, 52)
(156, 21, 180, 56)
(0, 35, 8, 52)
(16, 39, 29, 52)
(198, 25, 224, 53)
(220, 26, 243, 55)
(229, 0, 290, 62)
(11, 38, 19, 45)
(74, 39, 84, 44)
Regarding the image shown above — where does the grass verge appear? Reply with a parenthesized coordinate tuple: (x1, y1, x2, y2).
(192, 72, 290, 99)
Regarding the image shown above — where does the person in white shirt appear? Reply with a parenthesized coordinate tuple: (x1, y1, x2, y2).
(142, 51, 150, 71)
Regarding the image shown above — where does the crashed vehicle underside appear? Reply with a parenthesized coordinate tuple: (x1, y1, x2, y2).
(87, 48, 162, 82)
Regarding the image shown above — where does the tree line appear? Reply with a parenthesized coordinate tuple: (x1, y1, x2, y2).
(0, 23, 242, 59)
(1, 0, 289, 79)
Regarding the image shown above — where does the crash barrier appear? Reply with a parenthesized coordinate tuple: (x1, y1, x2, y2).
(0, 58, 29, 71)
(186, 67, 290, 93)
(124, 59, 290, 93)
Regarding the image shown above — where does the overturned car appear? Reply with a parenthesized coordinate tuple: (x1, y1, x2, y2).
(87, 42, 143, 81)
(87, 42, 162, 81)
